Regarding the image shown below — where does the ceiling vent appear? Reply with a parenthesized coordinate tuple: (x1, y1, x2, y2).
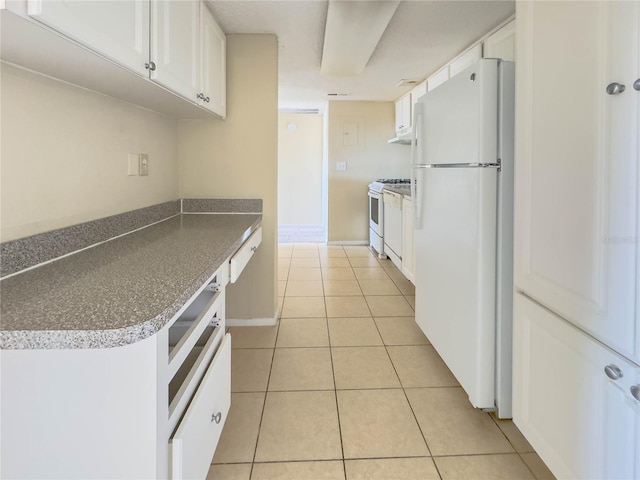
(278, 108, 321, 115)
(327, 93, 350, 97)
(321, 0, 401, 77)
(395, 79, 420, 87)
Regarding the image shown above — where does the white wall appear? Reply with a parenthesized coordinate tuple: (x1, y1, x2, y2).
(327, 101, 410, 243)
(0, 63, 179, 242)
(278, 113, 323, 226)
(179, 34, 278, 322)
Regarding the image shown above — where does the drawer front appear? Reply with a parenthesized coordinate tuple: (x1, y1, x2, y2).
(171, 333, 231, 480)
(229, 227, 262, 283)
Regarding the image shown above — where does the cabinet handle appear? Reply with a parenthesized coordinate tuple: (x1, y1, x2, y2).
(634, 79, 640, 91)
(604, 364, 623, 380)
(205, 96, 211, 103)
(211, 412, 222, 424)
(606, 82, 625, 95)
(250, 246, 257, 253)
(145, 61, 156, 71)
(631, 385, 640, 402)
(197, 93, 205, 101)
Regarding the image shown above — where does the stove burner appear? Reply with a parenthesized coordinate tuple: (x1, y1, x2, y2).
(375, 178, 411, 184)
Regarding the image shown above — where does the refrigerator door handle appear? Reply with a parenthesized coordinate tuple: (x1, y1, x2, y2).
(412, 103, 424, 227)
(414, 166, 425, 229)
(415, 162, 501, 169)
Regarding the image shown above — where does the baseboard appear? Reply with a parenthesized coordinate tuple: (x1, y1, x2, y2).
(327, 240, 369, 246)
(227, 305, 281, 327)
(227, 317, 278, 327)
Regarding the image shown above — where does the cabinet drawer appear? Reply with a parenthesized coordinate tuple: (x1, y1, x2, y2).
(168, 283, 224, 380)
(229, 227, 262, 283)
(170, 333, 231, 480)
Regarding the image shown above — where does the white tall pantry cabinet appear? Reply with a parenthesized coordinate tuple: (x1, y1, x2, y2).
(513, 2, 640, 479)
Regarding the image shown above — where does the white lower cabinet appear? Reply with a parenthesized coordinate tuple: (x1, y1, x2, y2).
(401, 196, 414, 284)
(382, 190, 403, 270)
(171, 334, 231, 480)
(513, 293, 640, 480)
(0, 262, 234, 479)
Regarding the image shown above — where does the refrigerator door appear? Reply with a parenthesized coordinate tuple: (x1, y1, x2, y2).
(414, 164, 498, 409)
(417, 58, 498, 166)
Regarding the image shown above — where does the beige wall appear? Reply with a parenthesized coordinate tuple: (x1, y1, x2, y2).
(179, 34, 278, 321)
(327, 101, 410, 243)
(0, 63, 179, 242)
(278, 113, 323, 225)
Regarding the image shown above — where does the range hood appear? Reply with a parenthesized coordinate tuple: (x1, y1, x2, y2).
(387, 127, 412, 145)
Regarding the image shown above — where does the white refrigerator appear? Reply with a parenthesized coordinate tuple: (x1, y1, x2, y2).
(412, 58, 515, 418)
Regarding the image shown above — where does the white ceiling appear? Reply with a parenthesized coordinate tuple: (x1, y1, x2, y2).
(205, 0, 515, 110)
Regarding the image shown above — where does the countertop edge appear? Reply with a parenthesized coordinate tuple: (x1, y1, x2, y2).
(0, 216, 262, 350)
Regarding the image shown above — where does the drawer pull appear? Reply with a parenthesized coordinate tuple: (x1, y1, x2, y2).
(604, 364, 623, 380)
(631, 385, 640, 402)
(211, 412, 222, 424)
(251, 246, 257, 253)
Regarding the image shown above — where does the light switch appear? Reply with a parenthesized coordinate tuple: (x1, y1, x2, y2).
(139, 154, 149, 176)
(336, 161, 347, 171)
(128, 153, 139, 176)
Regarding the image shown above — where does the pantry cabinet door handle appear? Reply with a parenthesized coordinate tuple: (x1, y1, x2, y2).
(211, 412, 222, 424)
(606, 82, 625, 95)
(604, 364, 623, 380)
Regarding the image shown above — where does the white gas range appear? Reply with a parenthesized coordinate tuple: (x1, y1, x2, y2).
(367, 178, 410, 258)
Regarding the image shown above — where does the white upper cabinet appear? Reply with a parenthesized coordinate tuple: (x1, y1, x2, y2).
(150, 0, 200, 102)
(27, 0, 149, 77)
(199, 3, 226, 117)
(394, 93, 411, 134)
(514, 1, 639, 362)
(427, 66, 449, 92)
(483, 20, 515, 62)
(449, 44, 483, 78)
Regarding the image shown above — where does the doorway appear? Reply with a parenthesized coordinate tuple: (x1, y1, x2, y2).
(277, 112, 326, 243)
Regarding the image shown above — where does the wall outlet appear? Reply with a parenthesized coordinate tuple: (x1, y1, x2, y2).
(336, 161, 347, 171)
(139, 154, 149, 176)
(127, 153, 139, 176)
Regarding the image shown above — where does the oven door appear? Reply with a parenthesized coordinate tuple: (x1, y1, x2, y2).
(368, 190, 383, 236)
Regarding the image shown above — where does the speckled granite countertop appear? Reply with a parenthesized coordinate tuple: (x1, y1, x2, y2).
(0, 214, 261, 350)
(382, 185, 412, 197)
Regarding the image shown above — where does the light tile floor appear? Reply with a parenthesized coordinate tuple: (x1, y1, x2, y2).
(208, 244, 556, 480)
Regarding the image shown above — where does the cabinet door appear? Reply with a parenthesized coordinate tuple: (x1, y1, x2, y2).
(427, 67, 449, 92)
(483, 20, 515, 61)
(199, 4, 226, 117)
(27, 0, 149, 76)
(150, 0, 200, 102)
(449, 44, 483, 78)
(401, 93, 412, 130)
(395, 94, 411, 133)
(514, 1, 640, 362)
(410, 82, 427, 126)
(513, 293, 640, 480)
(401, 197, 414, 283)
(394, 98, 403, 133)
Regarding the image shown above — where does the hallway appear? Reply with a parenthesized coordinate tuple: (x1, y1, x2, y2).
(208, 244, 555, 480)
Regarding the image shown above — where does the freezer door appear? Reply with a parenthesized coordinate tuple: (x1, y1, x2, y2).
(417, 58, 499, 166)
(414, 164, 498, 409)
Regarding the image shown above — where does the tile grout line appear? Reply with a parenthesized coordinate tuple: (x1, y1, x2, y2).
(321, 246, 348, 479)
(247, 304, 282, 476)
